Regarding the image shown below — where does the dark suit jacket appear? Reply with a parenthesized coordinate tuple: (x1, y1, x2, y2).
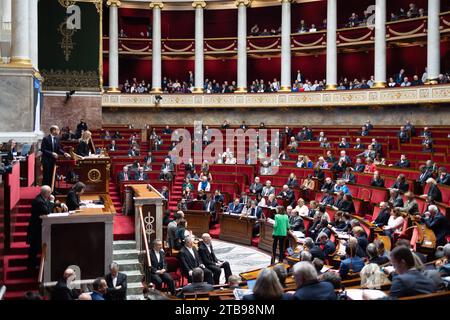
(243, 293, 293, 300)
(322, 240, 336, 257)
(437, 173, 450, 185)
(320, 194, 334, 206)
(427, 184, 442, 202)
(203, 199, 216, 214)
(198, 242, 219, 268)
(118, 171, 131, 181)
(179, 282, 214, 296)
(309, 245, 325, 261)
(27, 194, 53, 244)
(227, 202, 244, 214)
(51, 280, 79, 300)
(293, 281, 336, 300)
(391, 181, 409, 193)
(66, 190, 80, 211)
(75, 141, 90, 157)
(248, 206, 263, 219)
(374, 208, 390, 226)
(278, 189, 295, 206)
(354, 163, 365, 172)
(371, 178, 385, 188)
(394, 160, 410, 168)
(249, 183, 263, 194)
(422, 213, 448, 246)
(150, 249, 168, 273)
(178, 246, 203, 276)
(41, 135, 65, 165)
(105, 272, 128, 300)
(134, 172, 149, 181)
(339, 200, 355, 214)
(389, 269, 437, 298)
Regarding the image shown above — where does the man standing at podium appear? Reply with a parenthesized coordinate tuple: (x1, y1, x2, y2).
(41, 125, 70, 186)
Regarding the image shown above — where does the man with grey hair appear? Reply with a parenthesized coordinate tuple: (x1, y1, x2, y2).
(198, 233, 232, 285)
(178, 267, 214, 298)
(292, 261, 336, 300)
(51, 267, 79, 300)
(437, 244, 450, 276)
(421, 205, 448, 246)
(303, 237, 325, 261)
(149, 239, 175, 295)
(105, 262, 127, 300)
(178, 236, 214, 284)
(27, 185, 55, 269)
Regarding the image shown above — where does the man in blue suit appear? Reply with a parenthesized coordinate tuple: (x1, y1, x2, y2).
(421, 205, 449, 246)
(293, 261, 336, 300)
(227, 198, 244, 214)
(90, 277, 108, 300)
(388, 246, 437, 299)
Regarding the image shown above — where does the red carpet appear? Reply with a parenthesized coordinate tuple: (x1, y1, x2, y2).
(19, 186, 40, 199)
(113, 215, 134, 240)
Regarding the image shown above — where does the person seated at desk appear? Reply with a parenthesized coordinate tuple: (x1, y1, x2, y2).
(388, 189, 404, 208)
(288, 206, 305, 233)
(371, 170, 385, 188)
(352, 226, 369, 254)
(292, 198, 309, 217)
(335, 194, 355, 214)
(128, 145, 140, 157)
(51, 268, 80, 300)
(261, 180, 275, 197)
(391, 154, 410, 168)
(277, 184, 296, 207)
(182, 187, 194, 204)
(182, 177, 194, 193)
(421, 178, 442, 203)
(149, 239, 175, 295)
(333, 211, 352, 232)
(259, 193, 278, 208)
(332, 191, 344, 209)
(310, 217, 331, 243)
(249, 176, 263, 197)
(66, 182, 86, 211)
(198, 233, 232, 285)
(179, 236, 214, 285)
(75, 130, 91, 157)
(342, 167, 356, 184)
(177, 267, 214, 298)
(320, 190, 335, 206)
(302, 237, 325, 261)
(226, 198, 244, 214)
(105, 262, 128, 300)
(118, 166, 131, 182)
(373, 201, 391, 227)
(421, 205, 448, 247)
(112, 130, 122, 139)
(243, 268, 293, 301)
(197, 176, 211, 192)
(366, 243, 389, 266)
(108, 140, 118, 151)
(320, 177, 334, 193)
(436, 167, 450, 185)
(134, 167, 148, 181)
(397, 191, 419, 215)
(382, 208, 405, 239)
(339, 238, 366, 279)
(286, 173, 299, 189)
(387, 246, 437, 299)
(317, 232, 336, 259)
(160, 158, 174, 181)
(334, 179, 350, 194)
(143, 151, 154, 171)
(436, 244, 450, 277)
(292, 261, 336, 300)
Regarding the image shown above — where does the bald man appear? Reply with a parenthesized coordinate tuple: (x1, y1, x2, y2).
(41, 125, 70, 186)
(51, 268, 79, 300)
(198, 233, 232, 285)
(26, 186, 54, 269)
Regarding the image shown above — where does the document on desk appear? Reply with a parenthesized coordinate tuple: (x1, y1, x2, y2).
(345, 289, 387, 300)
(82, 203, 105, 209)
(292, 231, 305, 238)
(47, 212, 70, 217)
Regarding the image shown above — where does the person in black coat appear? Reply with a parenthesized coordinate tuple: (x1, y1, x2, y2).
(423, 179, 442, 203)
(390, 174, 409, 193)
(339, 194, 355, 214)
(436, 167, 450, 185)
(421, 205, 449, 246)
(178, 236, 214, 284)
(277, 185, 296, 207)
(393, 155, 410, 168)
(317, 233, 336, 258)
(65, 182, 86, 211)
(75, 140, 90, 157)
(198, 234, 232, 285)
(177, 268, 214, 298)
(320, 191, 335, 206)
(105, 262, 128, 300)
(51, 268, 80, 300)
(373, 202, 391, 227)
(26, 186, 54, 269)
(41, 126, 70, 186)
(76, 119, 88, 139)
(149, 240, 175, 295)
(371, 171, 385, 188)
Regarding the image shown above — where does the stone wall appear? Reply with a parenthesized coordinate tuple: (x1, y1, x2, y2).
(102, 104, 450, 128)
(41, 92, 102, 132)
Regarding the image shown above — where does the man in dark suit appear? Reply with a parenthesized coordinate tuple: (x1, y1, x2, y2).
(424, 179, 442, 203)
(128, 146, 140, 157)
(226, 198, 244, 214)
(118, 166, 131, 182)
(249, 177, 263, 197)
(108, 140, 119, 151)
(320, 191, 335, 206)
(41, 125, 70, 186)
(76, 119, 88, 139)
(26, 186, 54, 269)
(304, 237, 325, 261)
(388, 246, 437, 298)
(437, 167, 450, 185)
(418, 165, 434, 186)
(373, 202, 391, 227)
(178, 236, 214, 284)
(203, 195, 216, 221)
(393, 154, 410, 168)
(198, 233, 232, 285)
(149, 239, 175, 295)
(317, 233, 336, 258)
(134, 167, 149, 181)
(277, 185, 296, 207)
(160, 158, 174, 181)
(353, 158, 366, 172)
(421, 205, 448, 246)
(293, 261, 336, 300)
(177, 268, 214, 298)
(105, 262, 128, 300)
(51, 268, 80, 300)
(353, 138, 365, 150)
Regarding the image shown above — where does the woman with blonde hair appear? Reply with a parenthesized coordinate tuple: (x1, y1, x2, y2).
(76, 130, 91, 157)
(360, 263, 389, 289)
(243, 268, 292, 300)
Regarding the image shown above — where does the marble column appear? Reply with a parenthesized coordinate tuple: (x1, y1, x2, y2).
(326, 0, 337, 90)
(107, 0, 121, 92)
(10, 0, 30, 65)
(150, 2, 163, 93)
(28, 0, 38, 71)
(192, 1, 206, 93)
(0, 0, 11, 62)
(427, 0, 440, 84)
(373, 0, 386, 88)
(279, 0, 292, 92)
(235, 0, 251, 93)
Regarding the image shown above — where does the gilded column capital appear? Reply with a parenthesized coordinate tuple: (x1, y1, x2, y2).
(235, 0, 252, 7)
(106, 0, 121, 7)
(149, 2, 164, 9)
(192, 1, 206, 9)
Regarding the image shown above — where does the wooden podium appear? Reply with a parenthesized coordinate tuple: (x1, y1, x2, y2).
(219, 213, 256, 246)
(41, 195, 115, 283)
(258, 220, 274, 253)
(72, 155, 111, 194)
(185, 210, 211, 237)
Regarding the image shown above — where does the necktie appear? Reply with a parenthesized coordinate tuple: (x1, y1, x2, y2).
(124, 173, 128, 181)
(52, 137, 56, 152)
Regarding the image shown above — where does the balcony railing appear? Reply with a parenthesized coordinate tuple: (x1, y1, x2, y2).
(102, 84, 450, 108)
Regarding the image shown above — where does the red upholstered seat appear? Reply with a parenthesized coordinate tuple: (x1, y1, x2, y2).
(166, 256, 183, 287)
(370, 189, 388, 204)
